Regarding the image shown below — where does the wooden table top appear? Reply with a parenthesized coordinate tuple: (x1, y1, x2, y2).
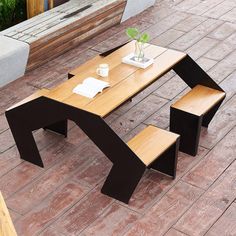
(45, 41, 187, 117)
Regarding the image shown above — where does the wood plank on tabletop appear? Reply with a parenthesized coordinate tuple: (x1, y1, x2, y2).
(45, 41, 139, 100)
(84, 49, 186, 117)
(69, 40, 137, 76)
(47, 43, 164, 102)
(60, 44, 168, 113)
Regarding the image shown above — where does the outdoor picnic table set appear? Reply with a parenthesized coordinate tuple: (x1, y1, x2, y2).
(5, 41, 226, 204)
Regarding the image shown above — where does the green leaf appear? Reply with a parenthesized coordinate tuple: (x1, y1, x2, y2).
(126, 28, 139, 40)
(139, 33, 150, 43)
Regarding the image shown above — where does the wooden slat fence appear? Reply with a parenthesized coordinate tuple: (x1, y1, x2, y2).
(27, 0, 54, 18)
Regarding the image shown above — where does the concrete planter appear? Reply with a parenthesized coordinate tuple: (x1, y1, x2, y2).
(121, 0, 155, 22)
(0, 36, 29, 87)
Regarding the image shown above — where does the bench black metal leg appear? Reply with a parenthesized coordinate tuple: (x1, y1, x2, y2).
(202, 99, 224, 128)
(101, 163, 146, 204)
(149, 138, 179, 179)
(170, 107, 202, 156)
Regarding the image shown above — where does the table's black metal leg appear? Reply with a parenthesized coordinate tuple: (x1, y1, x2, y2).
(68, 73, 74, 79)
(149, 138, 179, 179)
(5, 113, 44, 167)
(43, 71, 76, 136)
(6, 96, 150, 203)
(173, 55, 224, 92)
(170, 107, 202, 156)
(72, 111, 145, 164)
(43, 120, 68, 137)
(5, 97, 146, 204)
(202, 99, 224, 128)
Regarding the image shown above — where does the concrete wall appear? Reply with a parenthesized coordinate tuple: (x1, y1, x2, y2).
(121, 0, 155, 22)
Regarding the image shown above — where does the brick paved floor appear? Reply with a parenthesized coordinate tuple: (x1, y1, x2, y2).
(0, 0, 236, 235)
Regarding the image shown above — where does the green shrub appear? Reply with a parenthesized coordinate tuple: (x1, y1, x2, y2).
(0, 0, 26, 30)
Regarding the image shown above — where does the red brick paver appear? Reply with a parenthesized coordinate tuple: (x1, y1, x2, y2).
(0, 0, 235, 235)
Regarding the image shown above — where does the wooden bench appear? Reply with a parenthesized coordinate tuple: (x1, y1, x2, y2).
(0, 192, 17, 236)
(1, 0, 127, 71)
(170, 85, 226, 156)
(127, 125, 179, 175)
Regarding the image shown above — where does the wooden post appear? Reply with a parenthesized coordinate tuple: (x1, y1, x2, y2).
(0, 192, 17, 236)
(27, 0, 45, 19)
(49, 0, 54, 9)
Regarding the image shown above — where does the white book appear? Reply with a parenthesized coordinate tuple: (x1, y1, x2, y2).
(73, 77, 110, 98)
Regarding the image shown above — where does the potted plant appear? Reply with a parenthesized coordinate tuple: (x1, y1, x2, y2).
(126, 27, 150, 62)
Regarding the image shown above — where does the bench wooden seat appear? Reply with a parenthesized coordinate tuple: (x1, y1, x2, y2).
(127, 125, 179, 166)
(171, 85, 226, 116)
(170, 85, 225, 156)
(0, 192, 17, 236)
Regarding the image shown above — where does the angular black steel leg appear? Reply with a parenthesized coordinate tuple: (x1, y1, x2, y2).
(202, 99, 224, 128)
(5, 113, 44, 167)
(68, 73, 74, 79)
(101, 163, 146, 204)
(43, 70, 76, 136)
(170, 107, 202, 156)
(44, 120, 68, 137)
(173, 55, 224, 91)
(149, 138, 179, 179)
